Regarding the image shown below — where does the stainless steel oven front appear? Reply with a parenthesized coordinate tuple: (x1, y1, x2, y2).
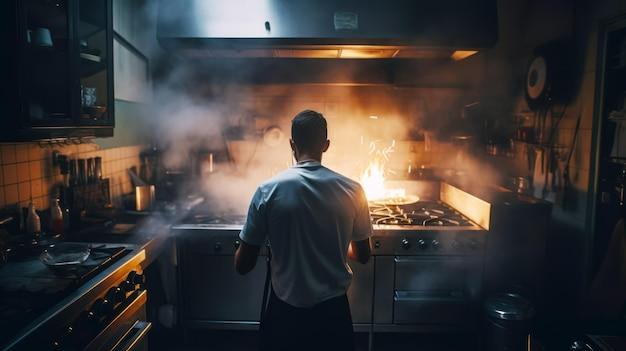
(174, 224, 374, 331)
(370, 227, 486, 332)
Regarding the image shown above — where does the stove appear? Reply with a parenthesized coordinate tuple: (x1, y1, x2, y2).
(171, 181, 551, 336)
(368, 200, 486, 259)
(0, 242, 144, 350)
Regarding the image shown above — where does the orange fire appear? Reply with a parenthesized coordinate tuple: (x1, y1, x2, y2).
(359, 140, 406, 202)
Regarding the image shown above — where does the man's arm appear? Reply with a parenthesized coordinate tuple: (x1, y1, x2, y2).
(348, 238, 371, 264)
(235, 187, 268, 275)
(350, 185, 373, 264)
(235, 240, 261, 275)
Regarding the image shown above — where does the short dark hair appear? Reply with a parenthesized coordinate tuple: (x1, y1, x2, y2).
(291, 110, 327, 152)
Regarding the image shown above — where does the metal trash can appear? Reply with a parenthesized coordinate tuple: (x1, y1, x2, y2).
(485, 293, 536, 351)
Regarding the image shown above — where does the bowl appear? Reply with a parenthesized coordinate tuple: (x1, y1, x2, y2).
(40, 243, 90, 267)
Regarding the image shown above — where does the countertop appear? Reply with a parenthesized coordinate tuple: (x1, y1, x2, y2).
(0, 215, 171, 350)
(76, 215, 173, 268)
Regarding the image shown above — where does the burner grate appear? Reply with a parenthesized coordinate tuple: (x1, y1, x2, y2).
(369, 201, 472, 226)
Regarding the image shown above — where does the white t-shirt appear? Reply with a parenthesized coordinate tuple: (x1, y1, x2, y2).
(239, 160, 373, 308)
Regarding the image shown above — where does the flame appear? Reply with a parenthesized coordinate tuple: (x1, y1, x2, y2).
(359, 140, 406, 202)
(360, 159, 387, 200)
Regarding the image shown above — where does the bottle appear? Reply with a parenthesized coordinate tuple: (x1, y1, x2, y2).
(26, 200, 41, 237)
(50, 198, 64, 236)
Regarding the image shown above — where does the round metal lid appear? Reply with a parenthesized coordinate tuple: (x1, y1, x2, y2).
(485, 293, 536, 321)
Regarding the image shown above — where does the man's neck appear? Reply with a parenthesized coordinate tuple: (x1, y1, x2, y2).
(296, 152, 322, 164)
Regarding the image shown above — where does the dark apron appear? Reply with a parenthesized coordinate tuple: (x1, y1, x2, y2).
(258, 248, 355, 351)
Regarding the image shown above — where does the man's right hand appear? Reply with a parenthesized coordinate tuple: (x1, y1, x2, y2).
(348, 238, 371, 264)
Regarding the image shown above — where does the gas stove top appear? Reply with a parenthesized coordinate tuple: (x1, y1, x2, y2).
(173, 201, 478, 230)
(0, 242, 132, 347)
(370, 201, 475, 227)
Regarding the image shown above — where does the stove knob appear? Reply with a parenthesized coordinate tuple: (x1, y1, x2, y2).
(234, 240, 241, 249)
(106, 287, 123, 304)
(51, 340, 62, 350)
(120, 279, 134, 293)
(99, 298, 115, 316)
(91, 298, 105, 316)
(214, 242, 222, 252)
(431, 240, 440, 249)
(51, 328, 72, 350)
(418, 239, 428, 249)
(85, 310, 100, 326)
(133, 273, 145, 286)
(125, 271, 145, 290)
(374, 240, 381, 249)
(401, 238, 410, 250)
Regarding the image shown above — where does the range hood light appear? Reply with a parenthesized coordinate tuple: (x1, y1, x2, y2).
(340, 48, 397, 59)
(451, 50, 479, 61)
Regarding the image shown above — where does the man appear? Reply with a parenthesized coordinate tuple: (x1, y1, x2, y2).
(234, 109, 373, 351)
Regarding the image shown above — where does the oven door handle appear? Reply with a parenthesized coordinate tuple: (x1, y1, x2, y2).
(111, 320, 152, 351)
(394, 291, 468, 302)
(393, 256, 478, 263)
(394, 256, 461, 263)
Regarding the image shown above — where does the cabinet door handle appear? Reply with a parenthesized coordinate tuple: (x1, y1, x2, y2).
(112, 320, 152, 351)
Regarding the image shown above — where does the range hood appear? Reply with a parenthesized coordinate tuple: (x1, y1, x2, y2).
(157, 0, 498, 59)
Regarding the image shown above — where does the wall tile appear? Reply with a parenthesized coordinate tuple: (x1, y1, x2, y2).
(18, 182, 31, 202)
(32, 196, 46, 210)
(1, 145, 16, 164)
(17, 162, 30, 183)
(28, 145, 43, 161)
(31, 178, 43, 198)
(29, 161, 42, 180)
(15, 144, 29, 163)
(0, 143, 144, 212)
(5, 184, 18, 205)
(3, 164, 18, 185)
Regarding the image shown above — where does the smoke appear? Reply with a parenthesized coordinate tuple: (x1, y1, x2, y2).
(129, 1, 514, 218)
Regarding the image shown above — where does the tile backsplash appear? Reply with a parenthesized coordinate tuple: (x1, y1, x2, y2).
(0, 142, 144, 212)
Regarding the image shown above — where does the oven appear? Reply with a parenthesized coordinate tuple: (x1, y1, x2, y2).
(369, 226, 486, 331)
(174, 224, 269, 330)
(392, 256, 482, 325)
(1, 246, 150, 351)
(172, 182, 489, 334)
(174, 223, 375, 331)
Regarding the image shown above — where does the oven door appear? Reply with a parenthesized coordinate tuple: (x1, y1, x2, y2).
(393, 256, 482, 325)
(110, 321, 152, 351)
(178, 230, 268, 327)
(85, 290, 151, 351)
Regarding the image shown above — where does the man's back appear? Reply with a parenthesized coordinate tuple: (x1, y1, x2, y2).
(236, 109, 371, 351)
(240, 160, 372, 307)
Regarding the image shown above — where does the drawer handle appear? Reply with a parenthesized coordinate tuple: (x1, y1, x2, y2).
(112, 321, 152, 351)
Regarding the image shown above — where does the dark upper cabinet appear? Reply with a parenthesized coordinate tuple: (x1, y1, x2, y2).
(1, 0, 114, 141)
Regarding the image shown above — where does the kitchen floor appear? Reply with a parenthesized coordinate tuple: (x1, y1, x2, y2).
(160, 331, 479, 351)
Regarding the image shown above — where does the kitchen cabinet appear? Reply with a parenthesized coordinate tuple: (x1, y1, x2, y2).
(0, 0, 114, 141)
